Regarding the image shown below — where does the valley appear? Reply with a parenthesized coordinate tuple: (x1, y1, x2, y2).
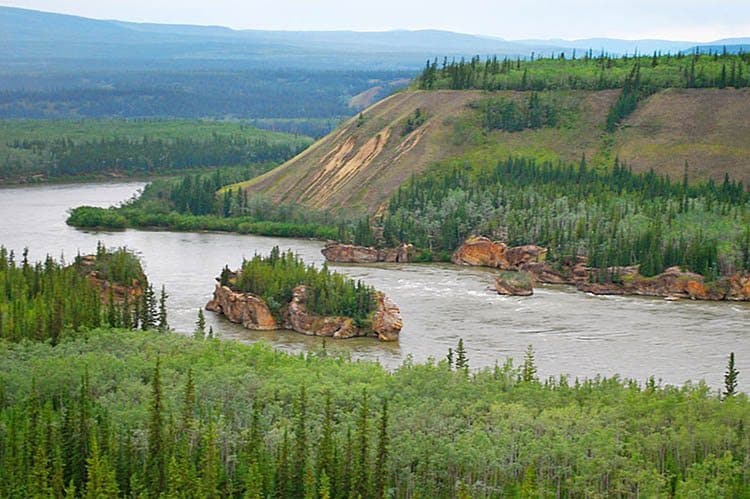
(2, 5, 750, 497)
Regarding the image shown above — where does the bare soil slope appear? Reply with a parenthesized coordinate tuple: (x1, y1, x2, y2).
(239, 90, 484, 212)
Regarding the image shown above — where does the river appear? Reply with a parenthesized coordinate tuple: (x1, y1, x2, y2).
(1, 181, 748, 388)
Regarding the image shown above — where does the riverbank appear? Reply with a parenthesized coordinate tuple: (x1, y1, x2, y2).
(323, 239, 750, 302)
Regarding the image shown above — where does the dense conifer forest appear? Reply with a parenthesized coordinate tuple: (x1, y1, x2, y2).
(231, 246, 376, 323)
(373, 156, 750, 279)
(0, 121, 311, 182)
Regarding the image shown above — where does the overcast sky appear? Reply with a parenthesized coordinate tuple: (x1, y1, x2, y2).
(3, 0, 749, 41)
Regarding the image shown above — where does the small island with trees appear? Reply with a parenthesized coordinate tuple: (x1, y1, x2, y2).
(205, 247, 402, 341)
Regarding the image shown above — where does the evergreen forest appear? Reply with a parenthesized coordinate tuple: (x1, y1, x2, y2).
(0, 121, 311, 183)
(373, 156, 750, 279)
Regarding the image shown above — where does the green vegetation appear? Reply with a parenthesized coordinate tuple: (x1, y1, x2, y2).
(0, 327, 748, 498)
(231, 246, 376, 324)
(418, 51, 750, 92)
(66, 166, 341, 239)
(475, 92, 560, 132)
(0, 245, 160, 343)
(0, 120, 312, 182)
(373, 156, 750, 279)
(420, 52, 750, 139)
(401, 107, 426, 135)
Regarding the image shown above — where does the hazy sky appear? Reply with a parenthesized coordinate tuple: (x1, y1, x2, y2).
(3, 0, 749, 41)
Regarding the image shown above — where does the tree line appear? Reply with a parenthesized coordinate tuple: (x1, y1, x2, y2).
(4, 134, 306, 179)
(417, 51, 750, 92)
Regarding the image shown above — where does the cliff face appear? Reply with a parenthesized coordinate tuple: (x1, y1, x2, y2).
(205, 284, 402, 341)
(205, 284, 278, 330)
(451, 236, 547, 269)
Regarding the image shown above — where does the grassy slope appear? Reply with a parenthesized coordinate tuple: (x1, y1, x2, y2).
(615, 88, 750, 186)
(234, 87, 749, 216)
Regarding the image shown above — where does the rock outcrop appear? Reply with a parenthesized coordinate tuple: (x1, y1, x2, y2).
(451, 236, 511, 268)
(206, 283, 403, 341)
(77, 254, 143, 303)
(451, 236, 547, 269)
(494, 272, 534, 296)
(283, 285, 358, 338)
(575, 266, 750, 301)
(371, 292, 403, 341)
(205, 284, 278, 330)
(322, 242, 414, 263)
(453, 237, 750, 301)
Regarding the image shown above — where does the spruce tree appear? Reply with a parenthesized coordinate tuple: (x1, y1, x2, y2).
(84, 434, 119, 499)
(317, 393, 335, 483)
(724, 352, 739, 398)
(354, 390, 371, 499)
(374, 399, 389, 499)
(292, 386, 308, 498)
(455, 338, 469, 371)
(140, 283, 157, 330)
(522, 344, 538, 383)
(180, 368, 195, 432)
(146, 358, 165, 496)
(199, 423, 220, 499)
(194, 309, 206, 339)
(157, 285, 169, 332)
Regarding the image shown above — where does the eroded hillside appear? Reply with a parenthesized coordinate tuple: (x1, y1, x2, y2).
(237, 87, 750, 214)
(238, 90, 484, 212)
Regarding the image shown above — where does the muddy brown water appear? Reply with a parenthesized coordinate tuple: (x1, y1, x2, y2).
(1, 181, 748, 389)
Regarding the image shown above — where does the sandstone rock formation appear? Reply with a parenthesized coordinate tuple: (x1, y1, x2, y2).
(205, 283, 403, 341)
(452, 236, 750, 301)
(322, 242, 414, 263)
(205, 284, 278, 330)
(283, 285, 358, 338)
(451, 236, 547, 269)
(371, 292, 403, 341)
(451, 236, 510, 268)
(575, 266, 750, 301)
(283, 285, 403, 341)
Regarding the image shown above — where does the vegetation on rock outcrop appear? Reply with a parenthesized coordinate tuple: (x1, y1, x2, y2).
(230, 246, 377, 325)
(0, 245, 164, 343)
(372, 156, 749, 281)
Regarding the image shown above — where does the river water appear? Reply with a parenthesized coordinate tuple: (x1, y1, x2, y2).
(1, 181, 748, 388)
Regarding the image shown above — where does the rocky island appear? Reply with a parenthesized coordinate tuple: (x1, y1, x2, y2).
(206, 247, 402, 341)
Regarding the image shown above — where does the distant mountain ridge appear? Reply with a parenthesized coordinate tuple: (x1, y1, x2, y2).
(2, 6, 747, 69)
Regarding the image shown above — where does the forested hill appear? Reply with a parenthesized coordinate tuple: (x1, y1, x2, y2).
(236, 53, 750, 214)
